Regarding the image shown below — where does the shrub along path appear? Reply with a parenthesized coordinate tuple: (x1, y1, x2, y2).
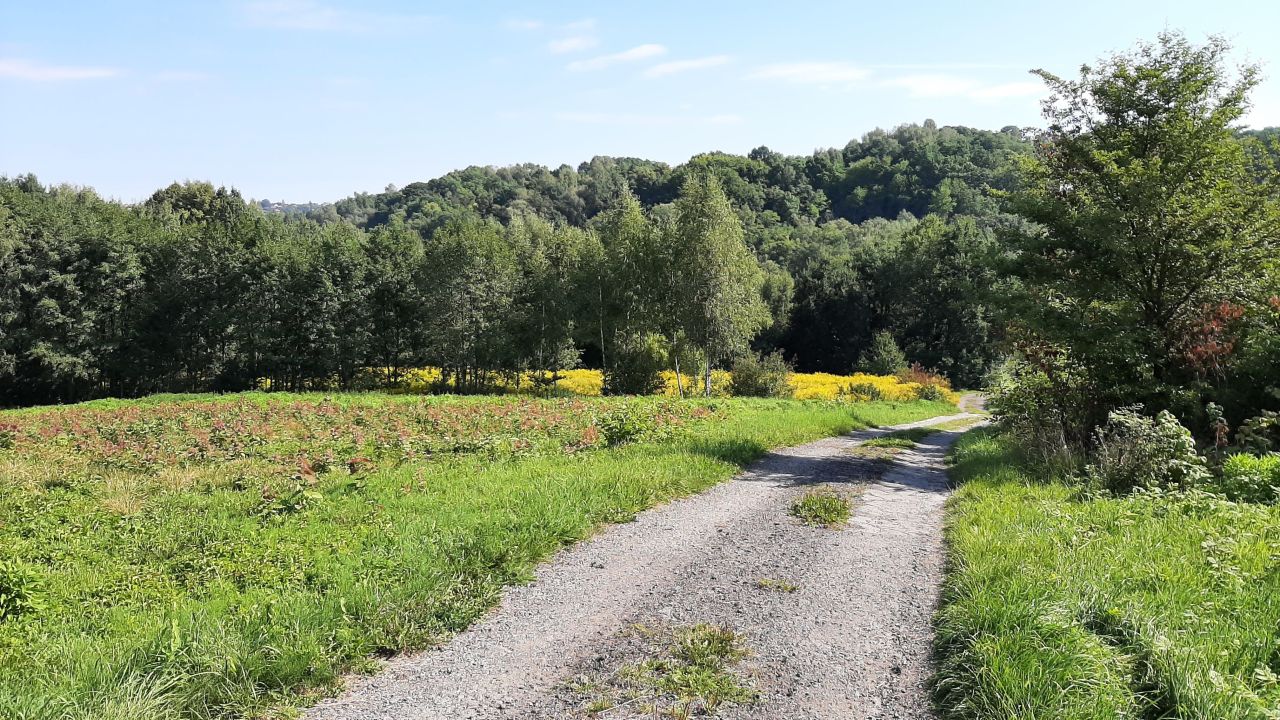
(308, 407, 984, 720)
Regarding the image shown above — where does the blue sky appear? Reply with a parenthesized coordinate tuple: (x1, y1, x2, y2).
(3, 1, 1278, 203)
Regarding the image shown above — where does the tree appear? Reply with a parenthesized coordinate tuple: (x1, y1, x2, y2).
(591, 188, 665, 394)
(422, 217, 518, 391)
(508, 213, 588, 384)
(670, 175, 770, 395)
(1010, 32, 1280, 413)
(861, 331, 907, 375)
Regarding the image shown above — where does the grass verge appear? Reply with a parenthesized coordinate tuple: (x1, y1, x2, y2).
(0, 394, 952, 720)
(935, 428, 1280, 720)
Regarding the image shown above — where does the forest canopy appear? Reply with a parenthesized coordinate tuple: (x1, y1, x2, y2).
(0, 121, 1032, 406)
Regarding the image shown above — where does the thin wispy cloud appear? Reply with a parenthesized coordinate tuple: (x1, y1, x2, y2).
(556, 111, 742, 126)
(882, 74, 1042, 100)
(549, 36, 599, 54)
(568, 44, 667, 72)
(0, 58, 119, 81)
(871, 62, 1028, 71)
(749, 62, 870, 87)
(643, 55, 731, 78)
(243, 0, 434, 33)
(969, 81, 1044, 99)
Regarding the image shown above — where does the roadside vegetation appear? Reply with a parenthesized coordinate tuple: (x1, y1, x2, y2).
(0, 393, 951, 720)
(935, 33, 1280, 720)
(937, 430, 1280, 718)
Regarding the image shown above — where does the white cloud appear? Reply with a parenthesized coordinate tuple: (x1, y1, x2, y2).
(549, 35, 598, 54)
(969, 81, 1044, 99)
(871, 62, 1027, 71)
(568, 44, 667, 72)
(243, 0, 433, 33)
(881, 74, 1043, 100)
(749, 62, 870, 87)
(562, 19, 596, 32)
(643, 55, 731, 78)
(881, 74, 974, 98)
(556, 111, 742, 127)
(0, 58, 119, 81)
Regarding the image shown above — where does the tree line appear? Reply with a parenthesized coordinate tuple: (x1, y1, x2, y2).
(0, 174, 775, 405)
(1, 122, 1024, 407)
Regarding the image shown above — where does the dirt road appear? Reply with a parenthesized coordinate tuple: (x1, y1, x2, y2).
(307, 409, 982, 720)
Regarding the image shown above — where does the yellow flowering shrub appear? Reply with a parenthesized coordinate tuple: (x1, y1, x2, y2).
(553, 369, 603, 396)
(352, 367, 957, 404)
(551, 369, 732, 397)
(792, 372, 907, 401)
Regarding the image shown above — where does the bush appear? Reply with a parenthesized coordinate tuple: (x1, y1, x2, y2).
(840, 381, 885, 402)
(594, 406, 661, 446)
(987, 348, 1097, 471)
(1216, 453, 1280, 503)
(914, 383, 946, 402)
(1086, 407, 1209, 494)
(603, 335, 666, 396)
(860, 331, 907, 375)
(728, 351, 793, 398)
(1237, 411, 1280, 454)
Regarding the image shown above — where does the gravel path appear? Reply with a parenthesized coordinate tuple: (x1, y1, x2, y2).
(307, 409, 983, 720)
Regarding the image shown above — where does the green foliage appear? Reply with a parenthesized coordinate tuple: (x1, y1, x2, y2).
(1, 115, 1032, 407)
(841, 381, 884, 402)
(938, 429, 1280, 719)
(728, 351, 794, 398)
(914, 383, 947, 402)
(785, 213, 1004, 387)
(1085, 407, 1209, 494)
(1216, 453, 1280, 503)
(594, 405, 665, 447)
(1008, 32, 1280, 415)
(987, 347, 1096, 470)
(1236, 410, 1280, 454)
(671, 174, 771, 394)
(789, 489, 853, 527)
(755, 578, 799, 593)
(0, 561, 41, 622)
(601, 334, 666, 396)
(860, 331, 907, 375)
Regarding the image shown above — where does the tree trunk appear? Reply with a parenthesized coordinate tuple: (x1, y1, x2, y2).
(704, 356, 713, 397)
(672, 335, 684, 398)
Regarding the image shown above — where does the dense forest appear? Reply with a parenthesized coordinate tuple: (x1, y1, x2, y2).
(2, 46, 1278, 411)
(0, 121, 1030, 406)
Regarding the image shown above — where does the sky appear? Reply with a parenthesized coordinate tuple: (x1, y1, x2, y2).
(3, 1, 1279, 203)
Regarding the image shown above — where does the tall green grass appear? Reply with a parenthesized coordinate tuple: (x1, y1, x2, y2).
(935, 429, 1280, 719)
(0, 395, 953, 720)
